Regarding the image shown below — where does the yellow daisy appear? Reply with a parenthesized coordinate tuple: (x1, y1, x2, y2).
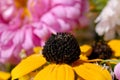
(81, 40, 120, 60)
(87, 40, 113, 60)
(11, 33, 112, 80)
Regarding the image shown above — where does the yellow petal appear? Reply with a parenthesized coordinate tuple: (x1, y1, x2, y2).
(77, 76, 85, 80)
(19, 75, 30, 80)
(34, 64, 74, 80)
(51, 64, 57, 80)
(73, 63, 112, 80)
(11, 54, 47, 79)
(29, 71, 39, 78)
(0, 71, 10, 80)
(33, 47, 43, 54)
(83, 63, 112, 80)
(34, 64, 56, 80)
(73, 63, 95, 80)
(64, 64, 74, 80)
(19, 71, 38, 80)
(80, 54, 88, 60)
(108, 39, 120, 57)
(54, 64, 74, 80)
(72, 59, 102, 67)
(80, 45, 92, 56)
(53, 65, 66, 80)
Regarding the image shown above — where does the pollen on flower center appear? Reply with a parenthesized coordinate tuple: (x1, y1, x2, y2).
(15, 0, 28, 8)
(42, 33, 81, 64)
(15, 0, 31, 19)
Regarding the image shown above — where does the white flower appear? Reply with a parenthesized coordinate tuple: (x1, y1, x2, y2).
(95, 0, 120, 40)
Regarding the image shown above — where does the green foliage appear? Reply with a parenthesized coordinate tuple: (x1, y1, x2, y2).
(90, 0, 108, 12)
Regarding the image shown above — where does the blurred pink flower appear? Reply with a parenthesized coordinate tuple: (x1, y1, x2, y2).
(114, 63, 120, 80)
(28, 0, 89, 27)
(0, 0, 89, 64)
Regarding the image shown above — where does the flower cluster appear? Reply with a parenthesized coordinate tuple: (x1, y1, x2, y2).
(0, 0, 120, 80)
(11, 32, 112, 80)
(0, 32, 120, 80)
(0, 0, 89, 64)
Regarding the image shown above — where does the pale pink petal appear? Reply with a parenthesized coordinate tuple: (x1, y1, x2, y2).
(41, 13, 57, 26)
(2, 6, 14, 20)
(27, 0, 51, 20)
(65, 6, 80, 19)
(0, 24, 8, 32)
(0, 31, 14, 45)
(22, 28, 34, 50)
(114, 63, 120, 80)
(13, 29, 25, 45)
(57, 19, 71, 31)
(52, 0, 75, 5)
(51, 6, 66, 18)
(0, 46, 14, 63)
(34, 25, 50, 39)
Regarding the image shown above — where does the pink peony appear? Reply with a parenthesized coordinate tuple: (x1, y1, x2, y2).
(0, 0, 89, 64)
(114, 63, 120, 80)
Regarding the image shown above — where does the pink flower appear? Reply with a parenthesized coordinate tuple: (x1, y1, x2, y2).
(0, 0, 89, 64)
(114, 63, 120, 80)
(28, 0, 89, 27)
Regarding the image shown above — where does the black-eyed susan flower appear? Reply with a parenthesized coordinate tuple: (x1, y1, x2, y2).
(87, 39, 120, 60)
(88, 40, 113, 59)
(11, 33, 112, 80)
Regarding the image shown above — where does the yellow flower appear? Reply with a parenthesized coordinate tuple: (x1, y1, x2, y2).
(108, 39, 120, 57)
(0, 71, 11, 80)
(81, 40, 120, 60)
(11, 54, 112, 80)
(11, 33, 112, 80)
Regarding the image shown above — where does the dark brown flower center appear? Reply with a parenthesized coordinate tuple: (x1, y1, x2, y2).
(42, 32, 81, 64)
(88, 40, 113, 59)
